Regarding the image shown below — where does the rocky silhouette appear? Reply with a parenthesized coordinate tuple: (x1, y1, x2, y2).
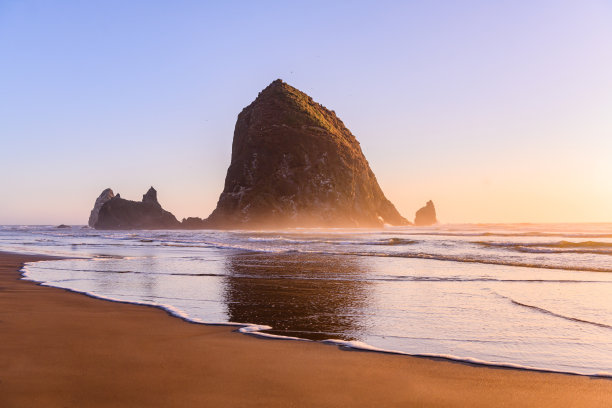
(93, 187, 180, 230)
(207, 79, 409, 228)
(181, 217, 208, 229)
(88, 188, 115, 227)
(414, 200, 437, 226)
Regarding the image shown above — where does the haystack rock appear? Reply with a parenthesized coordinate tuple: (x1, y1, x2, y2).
(206, 79, 409, 228)
(93, 187, 180, 229)
(414, 200, 437, 226)
(88, 188, 115, 227)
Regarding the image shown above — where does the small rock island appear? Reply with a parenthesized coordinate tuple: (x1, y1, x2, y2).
(414, 200, 438, 226)
(90, 187, 180, 229)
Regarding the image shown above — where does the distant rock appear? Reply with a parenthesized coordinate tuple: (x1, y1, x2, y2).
(206, 79, 409, 228)
(56, 224, 70, 229)
(414, 200, 437, 226)
(88, 188, 115, 227)
(93, 187, 181, 230)
(181, 217, 209, 229)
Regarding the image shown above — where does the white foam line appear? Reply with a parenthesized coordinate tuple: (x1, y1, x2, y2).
(321, 339, 612, 378)
(236, 324, 309, 341)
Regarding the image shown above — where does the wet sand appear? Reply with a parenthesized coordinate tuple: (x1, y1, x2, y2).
(1, 251, 610, 407)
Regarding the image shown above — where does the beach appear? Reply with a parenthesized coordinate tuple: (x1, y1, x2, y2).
(1, 251, 610, 407)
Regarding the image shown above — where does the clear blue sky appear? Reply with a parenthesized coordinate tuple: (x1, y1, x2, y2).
(1, 1, 611, 224)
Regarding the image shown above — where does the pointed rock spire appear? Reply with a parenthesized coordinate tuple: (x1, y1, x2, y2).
(142, 186, 158, 204)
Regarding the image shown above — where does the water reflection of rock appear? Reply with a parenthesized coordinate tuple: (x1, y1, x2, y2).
(222, 252, 372, 341)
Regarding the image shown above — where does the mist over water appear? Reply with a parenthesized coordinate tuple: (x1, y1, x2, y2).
(2, 223, 612, 375)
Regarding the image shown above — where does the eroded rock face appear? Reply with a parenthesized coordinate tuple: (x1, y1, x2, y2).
(88, 188, 115, 227)
(206, 79, 409, 228)
(414, 200, 437, 226)
(93, 187, 180, 230)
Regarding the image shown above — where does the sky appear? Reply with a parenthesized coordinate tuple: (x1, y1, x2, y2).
(1, 1, 611, 224)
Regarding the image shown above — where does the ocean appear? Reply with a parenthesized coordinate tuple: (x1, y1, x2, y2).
(1, 223, 611, 376)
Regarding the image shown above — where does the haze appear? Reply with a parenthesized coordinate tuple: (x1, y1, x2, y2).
(1, 1, 611, 224)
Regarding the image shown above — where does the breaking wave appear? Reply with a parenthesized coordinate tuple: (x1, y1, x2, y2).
(475, 240, 612, 256)
(494, 292, 612, 330)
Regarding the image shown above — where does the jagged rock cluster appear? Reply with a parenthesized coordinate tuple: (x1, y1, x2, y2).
(414, 200, 437, 226)
(91, 187, 180, 230)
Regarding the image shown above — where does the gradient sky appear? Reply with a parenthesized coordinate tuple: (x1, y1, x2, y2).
(1, 1, 611, 224)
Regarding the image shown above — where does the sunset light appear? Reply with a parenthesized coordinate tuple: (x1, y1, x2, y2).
(1, 2, 610, 407)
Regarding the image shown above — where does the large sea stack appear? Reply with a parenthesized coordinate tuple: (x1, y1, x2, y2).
(93, 187, 181, 229)
(207, 79, 409, 228)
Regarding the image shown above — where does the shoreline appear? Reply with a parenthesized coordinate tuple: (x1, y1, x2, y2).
(21, 259, 611, 379)
(1, 251, 611, 407)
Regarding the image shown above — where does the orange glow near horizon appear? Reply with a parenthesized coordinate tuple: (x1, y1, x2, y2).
(378, 136, 612, 224)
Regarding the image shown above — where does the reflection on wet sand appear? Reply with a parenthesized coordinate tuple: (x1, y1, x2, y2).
(222, 252, 372, 341)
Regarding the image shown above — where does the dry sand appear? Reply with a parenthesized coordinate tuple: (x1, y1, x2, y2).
(0, 251, 610, 407)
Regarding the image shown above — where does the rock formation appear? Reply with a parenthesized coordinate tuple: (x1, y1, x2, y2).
(414, 200, 437, 226)
(206, 79, 409, 228)
(181, 217, 208, 229)
(93, 187, 181, 230)
(88, 188, 115, 227)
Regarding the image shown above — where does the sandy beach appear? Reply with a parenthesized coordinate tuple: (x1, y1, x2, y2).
(0, 251, 610, 407)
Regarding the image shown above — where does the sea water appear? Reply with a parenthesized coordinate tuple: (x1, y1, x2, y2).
(1, 224, 611, 376)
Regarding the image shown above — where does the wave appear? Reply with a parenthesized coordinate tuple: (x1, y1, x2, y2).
(157, 242, 612, 272)
(477, 240, 612, 249)
(552, 241, 612, 248)
(159, 236, 418, 251)
(404, 232, 612, 238)
(161, 241, 282, 252)
(342, 251, 612, 273)
(494, 292, 612, 329)
(8, 244, 612, 274)
(382, 276, 609, 283)
(246, 236, 417, 246)
(514, 248, 612, 256)
(31, 264, 230, 278)
(475, 240, 612, 255)
(373, 237, 417, 246)
(32, 262, 612, 284)
(247, 236, 323, 244)
(320, 339, 610, 376)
